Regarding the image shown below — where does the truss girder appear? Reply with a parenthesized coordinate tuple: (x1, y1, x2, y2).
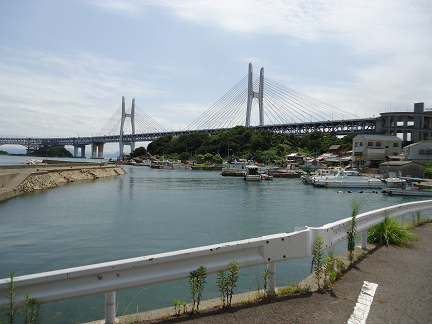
(0, 119, 376, 149)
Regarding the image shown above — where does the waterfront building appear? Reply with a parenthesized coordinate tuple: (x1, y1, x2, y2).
(379, 160, 425, 179)
(352, 134, 402, 168)
(402, 141, 432, 163)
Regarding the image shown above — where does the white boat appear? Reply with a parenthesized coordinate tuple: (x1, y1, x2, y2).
(222, 161, 247, 173)
(381, 178, 432, 196)
(244, 166, 262, 181)
(307, 167, 344, 185)
(313, 169, 382, 188)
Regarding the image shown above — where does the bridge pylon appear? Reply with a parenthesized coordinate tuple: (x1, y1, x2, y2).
(246, 63, 264, 127)
(119, 96, 136, 158)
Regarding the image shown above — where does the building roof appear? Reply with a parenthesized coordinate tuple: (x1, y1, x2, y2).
(403, 142, 419, 149)
(379, 161, 424, 166)
(329, 145, 343, 150)
(356, 134, 402, 140)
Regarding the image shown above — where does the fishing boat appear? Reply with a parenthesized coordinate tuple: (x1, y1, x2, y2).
(381, 178, 432, 196)
(244, 166, 262, 181)
(260, 172, 274, 180)
(313, 169, 382, 188)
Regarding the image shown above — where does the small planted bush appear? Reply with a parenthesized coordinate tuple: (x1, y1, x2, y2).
(261, 268, 270, 293)
(2, 273, 43, 324)
(312, 237, 325, 290)
(189, 266, 207, 313)
(24, 293, 43, 324)
(368, 212, 418, 247)
(6, 272, 18, 324)
(348, 197, 365, 264)
(216, 261, 240, 308)
(312, 238, 346, 291)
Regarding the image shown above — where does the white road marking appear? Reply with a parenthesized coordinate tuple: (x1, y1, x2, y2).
(347, 281, 378, 324)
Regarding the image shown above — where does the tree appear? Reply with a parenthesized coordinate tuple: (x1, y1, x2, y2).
(33, 145, 73, 158)
(180, 152, 191, 162)
(203, 153, 214, 163)
(213, 154, 223, 164)
(130, 146, 147, 158)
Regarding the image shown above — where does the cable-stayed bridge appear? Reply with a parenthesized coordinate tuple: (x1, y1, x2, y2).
(0, 64, 376, 158)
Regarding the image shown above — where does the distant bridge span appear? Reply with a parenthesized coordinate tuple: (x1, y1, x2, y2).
(0, 118, 376, 158)
(0, 63, 382, 158)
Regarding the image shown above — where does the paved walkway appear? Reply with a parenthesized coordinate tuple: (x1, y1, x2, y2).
(143, 224, 432, 323)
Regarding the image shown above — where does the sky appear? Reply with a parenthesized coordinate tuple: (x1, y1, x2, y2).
(1, 0, 431, 154)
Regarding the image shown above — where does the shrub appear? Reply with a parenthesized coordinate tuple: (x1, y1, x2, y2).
(312, 237, 325, 290)
(368, 212, 418, 247)
(348, 198, 365, 264)
(216, 261, 240, 308)
(189, 266, 207, 312)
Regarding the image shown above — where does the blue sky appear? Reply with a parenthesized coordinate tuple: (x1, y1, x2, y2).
(1, 0, 431, 154)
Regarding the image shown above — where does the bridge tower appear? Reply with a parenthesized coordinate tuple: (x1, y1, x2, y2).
(246, 63, 264, 127)
(119, 96, 136, 158)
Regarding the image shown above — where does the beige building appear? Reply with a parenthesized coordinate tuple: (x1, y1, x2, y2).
(402, 141, 432, 162)
(379, 161, 425, 179)
(353, 134, 402, 167)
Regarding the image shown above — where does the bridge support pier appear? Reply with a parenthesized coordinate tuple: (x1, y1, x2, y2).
(246, 63, 264, 127)
(91, 143, 104, 159)
(73, 145, 86, 158)
(119, 96, 136, 158)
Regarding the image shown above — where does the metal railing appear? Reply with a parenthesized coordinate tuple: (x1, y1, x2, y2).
(1, 200, 431, 323)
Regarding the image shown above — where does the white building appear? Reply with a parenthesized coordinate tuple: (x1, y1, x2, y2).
(402, 141, 432, 162)
(352, 134, 402, 167)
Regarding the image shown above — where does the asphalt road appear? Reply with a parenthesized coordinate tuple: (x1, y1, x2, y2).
(151, 223, 432, 324)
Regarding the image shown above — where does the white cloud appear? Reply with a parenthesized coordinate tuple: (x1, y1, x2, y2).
(299, 53, 432, 118)
(90, 0, 432, 55)
(0, 49, 163, 137)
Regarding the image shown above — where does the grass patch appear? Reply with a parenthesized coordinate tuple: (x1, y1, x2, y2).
(278, 282, 310, 296)
(368, 212, 418, 247)
(417, 218, 432, 226)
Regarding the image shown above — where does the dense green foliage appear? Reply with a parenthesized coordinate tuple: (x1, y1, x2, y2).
(32, 146, 73, 158)
(368, 212, 418, 247)
(424, 162, 432, 179)
(147, 127, 356, 162)
(0, 150, 8, 155)
(130, 146, 147, 158)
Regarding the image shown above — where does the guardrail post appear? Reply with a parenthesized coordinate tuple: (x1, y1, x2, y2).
(105, 291, 116, 324)
(361, 230, 368, 250)
(267, 262, 276, 297)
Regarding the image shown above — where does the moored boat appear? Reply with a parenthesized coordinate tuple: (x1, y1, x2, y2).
(244, 166, 262, 181)
(313, 169, 382, 188)
(381, 178, 432, 196)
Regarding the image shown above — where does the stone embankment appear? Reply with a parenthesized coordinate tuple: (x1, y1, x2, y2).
(16, 167, 126, 195)
(0, 164, 126, 202)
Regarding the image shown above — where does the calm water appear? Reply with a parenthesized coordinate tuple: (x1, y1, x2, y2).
(0, 155, 428, 323)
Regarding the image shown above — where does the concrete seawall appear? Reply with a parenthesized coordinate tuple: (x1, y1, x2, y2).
(0, 164, 126, 202)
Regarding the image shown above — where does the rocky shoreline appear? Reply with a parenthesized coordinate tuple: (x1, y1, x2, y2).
(16, 167, 126, 194)
(0, 165, 127, 201)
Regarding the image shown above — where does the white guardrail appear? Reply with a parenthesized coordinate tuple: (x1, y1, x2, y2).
(1, 200, 432, 323)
